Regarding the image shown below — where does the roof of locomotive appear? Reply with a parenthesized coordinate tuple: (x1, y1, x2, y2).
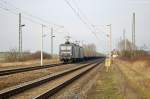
(60, 41, 82, 48)
(60, 43, 74, 46)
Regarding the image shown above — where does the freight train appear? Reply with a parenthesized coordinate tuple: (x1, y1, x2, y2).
(59, 40, 99, 63)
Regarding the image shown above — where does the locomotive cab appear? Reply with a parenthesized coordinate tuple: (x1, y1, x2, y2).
(59, 43, 73, 62)
(59, 40, 84, 63)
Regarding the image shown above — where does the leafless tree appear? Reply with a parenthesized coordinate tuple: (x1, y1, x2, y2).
(83, 44, 97, 57)
(5, 48, 19, 62)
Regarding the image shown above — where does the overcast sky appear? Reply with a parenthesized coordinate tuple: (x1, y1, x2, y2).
(0, 0, 150, 54)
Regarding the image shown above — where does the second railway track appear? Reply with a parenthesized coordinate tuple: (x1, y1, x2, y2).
(0, 59, 104, 99)
(0, 63, 64, 76)
(0, 59, 97, 76)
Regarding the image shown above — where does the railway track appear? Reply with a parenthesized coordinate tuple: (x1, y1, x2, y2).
(0, 59, 97, 76)
(0, 63, 64, 76)
(0, 59, 104, 99)
(0, 59, 102, 76)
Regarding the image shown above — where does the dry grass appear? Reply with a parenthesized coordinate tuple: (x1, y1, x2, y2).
(3, 50, 53, 62)
(115, 59, 150, 99)
(0, 59, 60, 69)
(120, 55, 150, 77)
(121, 55, 150, 62)
(87, 64, 124, 99)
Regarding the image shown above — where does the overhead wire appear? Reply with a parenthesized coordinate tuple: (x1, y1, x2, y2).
(71, 0, 107, 42)
(64, 0, 99, 39)
(71, 0, 94, 28)
(65, 0, 106, 48)
(0, 4, 44, 25)
(0, 1, 73, 47)
(0, 0, 63, 28)
(0, 0, 106, 49)
(64, 0, 107, 46)
(0, 0, 72, 38)
(64, 0, 107, 48)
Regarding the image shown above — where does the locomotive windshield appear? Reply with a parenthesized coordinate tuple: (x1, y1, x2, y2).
(60, 45, 72, 50)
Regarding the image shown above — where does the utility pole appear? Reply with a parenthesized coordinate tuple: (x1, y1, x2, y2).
(51, 28, 55, 58)
(51, 28, 53, 58)
(19, 13, 25, 59)
(132, 12, 135, 57)
(105, 24, 112, 72)
(41, 24, 45, 66)
(19, 13, 21, 58)
(123, 29, 126, 50)
(132, 12, 135, 51)
(107, 24, 112, 59)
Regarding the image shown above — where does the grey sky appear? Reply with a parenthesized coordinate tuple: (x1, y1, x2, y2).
(0, 0, 150, 54)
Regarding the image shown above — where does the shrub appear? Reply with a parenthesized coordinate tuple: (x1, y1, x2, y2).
(4, 49, 52, 62)
(30, 51, 52, 59)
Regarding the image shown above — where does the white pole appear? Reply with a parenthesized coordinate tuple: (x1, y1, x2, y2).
(19, 13, 21, 59)
(107, 24, 112, 59)
(124, 30, 127, 50)
(41, 25, 43, 66)
(51, 27, 53, 58)
(110, 24, 112, 59)
(123, 29, 126, 50)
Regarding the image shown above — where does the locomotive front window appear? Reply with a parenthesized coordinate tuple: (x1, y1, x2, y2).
(60, 46, 66, 50)
(61, 46, 72, 50)
(66, 46, 71, 50)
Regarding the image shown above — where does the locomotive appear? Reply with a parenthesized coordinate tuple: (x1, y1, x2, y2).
(59, 41, 84, 63)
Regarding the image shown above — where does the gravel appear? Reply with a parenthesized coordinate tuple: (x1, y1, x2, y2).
(0, 63, 82, 90)
(9, 63, 96, 99)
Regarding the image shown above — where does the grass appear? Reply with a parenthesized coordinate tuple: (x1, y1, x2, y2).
(0, 59, 60, 68)
(87, 66, 124, 99)
(116, 59, 150, 99)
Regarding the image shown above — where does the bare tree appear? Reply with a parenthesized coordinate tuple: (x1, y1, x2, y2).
(118, 39, 133, 51)
(118, 39, 147, 58)
(5, 48, 19, 62)
(83, 44, 97, 57)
